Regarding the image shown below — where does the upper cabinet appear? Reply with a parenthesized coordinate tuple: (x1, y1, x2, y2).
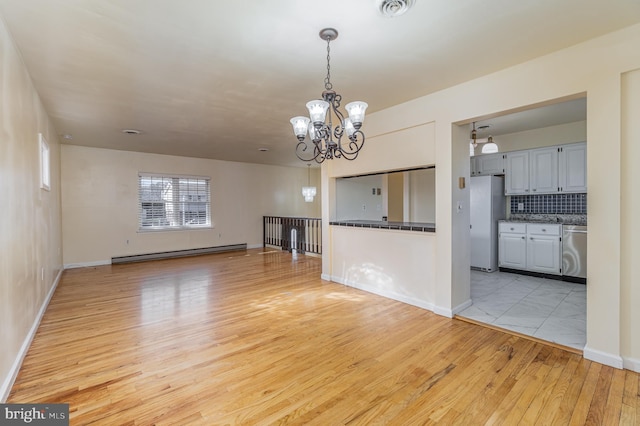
(558, 142, 587, 192)
(473, 152, 505, 176)
(504, 151, 530, 195)
(503, 142, 586, 195)
(529, 146, 558, 194)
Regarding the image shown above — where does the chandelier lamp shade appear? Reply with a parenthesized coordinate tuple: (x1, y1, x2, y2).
(290, 28, 368, 163)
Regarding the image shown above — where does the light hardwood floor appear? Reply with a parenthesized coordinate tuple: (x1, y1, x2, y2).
(9, 248, 639, 425)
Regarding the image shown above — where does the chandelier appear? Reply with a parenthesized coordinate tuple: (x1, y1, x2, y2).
(302, 164, 316, 202)
(289, 28, 368, 163)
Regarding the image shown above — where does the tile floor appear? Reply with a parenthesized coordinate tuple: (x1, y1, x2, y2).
(458, 270, 586, 350)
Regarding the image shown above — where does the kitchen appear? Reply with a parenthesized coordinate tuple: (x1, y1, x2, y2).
(459, 97, 588, 351)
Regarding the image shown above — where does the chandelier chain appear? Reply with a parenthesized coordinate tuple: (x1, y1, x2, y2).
(324, 38, 332, 90)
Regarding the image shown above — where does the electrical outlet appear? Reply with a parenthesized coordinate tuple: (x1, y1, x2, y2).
(362, 204, 366, 211)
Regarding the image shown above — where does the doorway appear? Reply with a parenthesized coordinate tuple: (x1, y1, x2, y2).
(458, 96, 588, 351)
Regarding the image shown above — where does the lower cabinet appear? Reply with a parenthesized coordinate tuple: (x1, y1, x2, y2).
(499, 222, 562, 275)
(498, 223, 527, 269)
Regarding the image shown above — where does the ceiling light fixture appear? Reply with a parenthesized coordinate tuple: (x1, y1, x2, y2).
(376, 0, 416, 17)
(470, 122, 499, 155)
(302, 164, 317, 202)
(482, 136, 499, 154)
(290, 28, 368, 163)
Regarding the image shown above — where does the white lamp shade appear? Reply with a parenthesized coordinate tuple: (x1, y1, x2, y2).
(290, 116, 310, 139)
(302, 186, 317, 202)
(306, 100, 330, 124)
(481, 142, 499, 154)
(308, 122, 319, 141)
(345, 101, 368, 126)
(343, 118, 356, 137)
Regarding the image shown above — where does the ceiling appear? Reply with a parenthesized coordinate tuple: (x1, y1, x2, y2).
(1, 0, 638, 167)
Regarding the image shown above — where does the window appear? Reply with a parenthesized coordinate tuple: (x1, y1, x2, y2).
(138, 173, 211, 230)
(39, 133, 50, 191)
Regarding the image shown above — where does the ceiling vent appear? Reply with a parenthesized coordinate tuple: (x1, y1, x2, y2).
(376, 0, 415, 17)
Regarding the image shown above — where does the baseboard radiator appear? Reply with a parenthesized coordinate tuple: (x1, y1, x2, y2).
(111, 244, 247, 264)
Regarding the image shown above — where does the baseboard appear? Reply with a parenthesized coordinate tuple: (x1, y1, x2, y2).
(64, 259, 111, 269)
(331, 275, 434, 312)
(623, 356, 640, 373)
(321, 273, 332, 281)
(111, 244, 247, 264)
(247, 243, 264, 249)
(583, 346, 624, 369)
(434, 299, 473, 319)
(1, 268, 63, 403)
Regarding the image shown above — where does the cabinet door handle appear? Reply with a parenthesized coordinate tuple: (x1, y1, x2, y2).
(522, 236, 526, 240)
(541, 229, 546, 232)
(510, 227, 514, 231)
(530, 237, 534, 240)
(532, 188, 537, 192)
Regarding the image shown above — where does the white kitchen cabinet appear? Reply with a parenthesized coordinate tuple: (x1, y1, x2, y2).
(498, 222, 562, 275)
(558, 142, 587, 192)
(529, 147, 558, 194)
(475, 153, 505, 176)
(526, 224, 562, 274)
(498, 223, 527, 269)
(470, 156, 477, 176)
(504, 151, 529, 195)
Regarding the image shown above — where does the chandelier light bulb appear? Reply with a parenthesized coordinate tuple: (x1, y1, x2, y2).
(306, 100, 330, 125)
(345, 101, 368, 128)
(344, 118, 356, 138)
(290, 116, 310, 141)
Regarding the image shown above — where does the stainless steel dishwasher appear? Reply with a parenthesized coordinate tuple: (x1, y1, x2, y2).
(562, 225, 587, 282)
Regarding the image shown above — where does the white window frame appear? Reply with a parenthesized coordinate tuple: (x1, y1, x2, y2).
(138, 173, 212, 231)
(39, 133, 50, 191)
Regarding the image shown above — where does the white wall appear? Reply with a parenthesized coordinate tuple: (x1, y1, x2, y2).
(335, 175, 383, 221)
(61, 145, 320, 266)
(0, 18, 63, 400)
(408, 168, 436, 223)
(621, 69, 640, 371)
(322, 23, 640, 369)
(490, 120, 587, 152)
(329, 226, 436, 310)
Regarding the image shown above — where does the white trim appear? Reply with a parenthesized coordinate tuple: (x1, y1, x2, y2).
(623, 356, 640, 373)
(330, 275, 435, 312)
(1, 269, 62, 402)
(321, 273, 332, 281)
(64, 260, 111, 269)
(433, 299, 473, 319)
(583, 346, 624, 369)
(247, 244, 264, 249)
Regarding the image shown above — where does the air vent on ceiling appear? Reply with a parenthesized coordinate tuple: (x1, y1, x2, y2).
(376, 0, 415, 17)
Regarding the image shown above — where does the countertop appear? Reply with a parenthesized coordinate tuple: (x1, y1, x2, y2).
(329, 220, 435, 233)
(504, 214, 587, 226)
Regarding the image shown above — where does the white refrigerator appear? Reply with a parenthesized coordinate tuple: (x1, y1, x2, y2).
(470, 176, 506, 272)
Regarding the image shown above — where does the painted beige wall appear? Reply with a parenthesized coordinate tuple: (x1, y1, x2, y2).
(322, 23, 640, 368)
(386, 172, 404, 221)
(330, 226, 436, 309)
(61, 145, 320, 265)
(0, 18, 63, 399)
(490, 120, 587, 152)
(409, 168, 436, 223)
(621, 69, 640, 370)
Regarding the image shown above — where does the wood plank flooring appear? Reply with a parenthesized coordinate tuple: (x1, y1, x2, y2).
(8, 248, 640, 425)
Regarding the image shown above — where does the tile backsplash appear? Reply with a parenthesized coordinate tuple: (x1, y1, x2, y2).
(510, 193, 587, 215)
